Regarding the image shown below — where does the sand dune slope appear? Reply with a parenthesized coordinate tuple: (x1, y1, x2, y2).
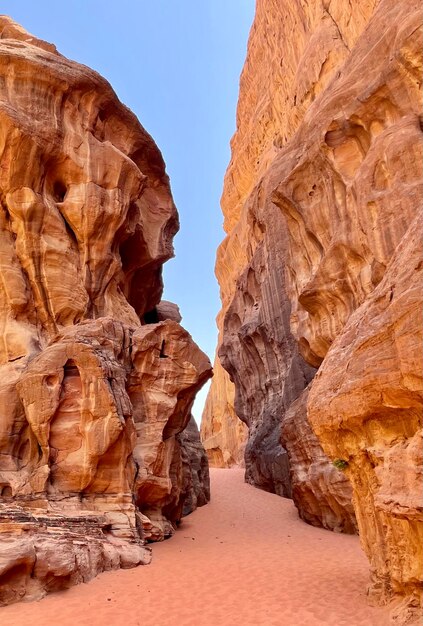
(1, 469, 388, 626)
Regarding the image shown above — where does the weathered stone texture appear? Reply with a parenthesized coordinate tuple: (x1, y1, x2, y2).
(272, 1, 423, 370)
(218, 188, 315, 496)
(273, 0, 423, 616)
(177, 417, 210, 517)
(203, 0, 379, 499)
(308, 213, 423, 619)
(200, 357, 247, 468)
(202, 0, 422, 620)
(0, 17, 211, 605)
(282, 387, 356, 533)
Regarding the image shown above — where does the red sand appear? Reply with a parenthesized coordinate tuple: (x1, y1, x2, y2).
(1, 468, 388, 626)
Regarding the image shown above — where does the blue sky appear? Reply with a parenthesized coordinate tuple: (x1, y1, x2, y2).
(2, 1, 255, 422)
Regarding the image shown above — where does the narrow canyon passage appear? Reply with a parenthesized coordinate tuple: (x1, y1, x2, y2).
(2, 469, 388, 626)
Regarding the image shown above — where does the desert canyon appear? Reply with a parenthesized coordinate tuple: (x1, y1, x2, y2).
(0, 1, 422, 625)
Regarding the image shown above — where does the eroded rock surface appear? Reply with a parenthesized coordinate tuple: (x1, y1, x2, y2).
(273, 0, 423, 617)
(0, 17, 212, 605)
(282, 387, 356, 533)
(202, 0, 422, 620)
(218, 197, 315, 496)
(308, 213, 423, 619)
(200, 358, 247, 467)
(203, 0, 376, 505)
(178, 417, 210, 517)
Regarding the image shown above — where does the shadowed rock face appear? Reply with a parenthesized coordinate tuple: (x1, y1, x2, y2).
(202, 0, 379, 507)
(0, 17, 212, 605)
(282, 387, 357, 534)
(177, 417, 210, 517)
(218, 199, 316, 496)
(202, 0, 422, 619)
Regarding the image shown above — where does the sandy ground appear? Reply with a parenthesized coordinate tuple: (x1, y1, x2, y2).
(1, 468, 388, 626)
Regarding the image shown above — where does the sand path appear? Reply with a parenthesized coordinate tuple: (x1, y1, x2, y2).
(1, 468, 388, 626)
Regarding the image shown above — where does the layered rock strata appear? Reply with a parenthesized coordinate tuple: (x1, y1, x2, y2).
(202, 0, 422, 619)
(0, 17, 211, 605)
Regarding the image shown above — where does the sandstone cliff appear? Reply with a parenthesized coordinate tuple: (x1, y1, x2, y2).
(200, 356, 247, 467)
(0, 17, 212, 605)
(202, 0, 422, 620)
(203, 0, 379, 509)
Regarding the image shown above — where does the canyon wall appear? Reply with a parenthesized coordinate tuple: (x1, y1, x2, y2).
(202, 0, 422, 620)
(200, 354, 247, 468)
(0, 17, 212, 605)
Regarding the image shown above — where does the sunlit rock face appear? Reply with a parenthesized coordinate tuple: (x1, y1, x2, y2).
(272, 0, 422, 617)
(200, 357, 248, 468)
(0, 17, 212, 605)
(202, 0, 422, 619)
(308, 213, 423, 620)
(202, 0, 379, 505)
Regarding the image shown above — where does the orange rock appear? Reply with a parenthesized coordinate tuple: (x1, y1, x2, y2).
(202, 0, 422, 619)
(282, 387, 356, 533)
(308, 213, 423, 618)
(275, 0, 422, 616)
(202, 0, 379, 499)
(200, 357, 247, 467)
(0, 17, 211, 605)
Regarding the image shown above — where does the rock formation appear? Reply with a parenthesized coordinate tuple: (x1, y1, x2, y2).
(177, 416, 210, 517)
(217, 189, 316, 497)
(202, 0, 422, 620)
(282, 387, 356, 533)
(308, 215, 423, 619)
(202, 0, 378, 509)
(0, 16, 212, 605)
(200, 357, 247, 467)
